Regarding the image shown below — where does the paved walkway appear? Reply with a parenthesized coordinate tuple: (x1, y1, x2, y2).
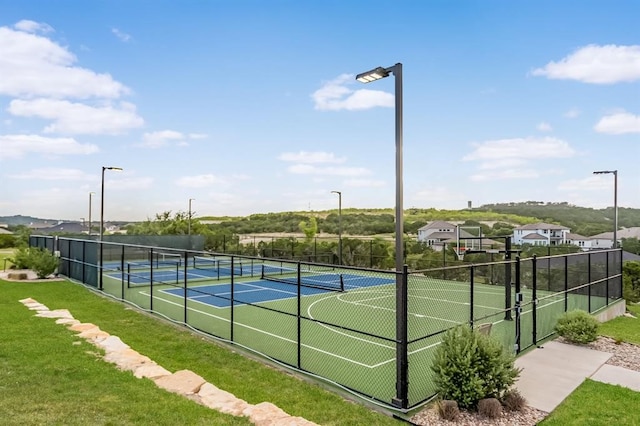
(515, 340, 640, 413)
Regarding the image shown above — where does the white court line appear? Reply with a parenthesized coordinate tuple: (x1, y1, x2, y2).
(140, 292, 382, 368)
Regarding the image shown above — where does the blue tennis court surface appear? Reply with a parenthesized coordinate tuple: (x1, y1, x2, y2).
(162, 274, 395, 307)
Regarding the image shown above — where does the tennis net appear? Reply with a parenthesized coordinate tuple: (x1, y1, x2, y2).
(152, 251, 183, 268)
(192, 256, 244, 275)
(260, 264, 344, 292)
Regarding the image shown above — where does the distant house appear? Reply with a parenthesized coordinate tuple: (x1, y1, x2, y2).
(417, 221, 501, 252)
(588, 231, 615, 250)
(565, 233, 593, 251)
(513, 223, 570, 246)
(39, 222, 87, 234)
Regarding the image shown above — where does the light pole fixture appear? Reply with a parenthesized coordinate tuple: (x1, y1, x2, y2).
(593, 170, 618, 249)
(188, 198, 195, 236)
(88, 191, 95, 236)
(356, 62, 406, 408)
(100, 166, 123, 241)
(331, 191, 342, 265)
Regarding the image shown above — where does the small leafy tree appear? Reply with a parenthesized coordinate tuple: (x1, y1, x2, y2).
(431, 325, 520, 409)
(8, 247, 58, 278)
(29, 248, 58, 278)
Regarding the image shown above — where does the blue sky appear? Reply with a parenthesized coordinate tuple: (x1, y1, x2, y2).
(0, 1, 638, 222)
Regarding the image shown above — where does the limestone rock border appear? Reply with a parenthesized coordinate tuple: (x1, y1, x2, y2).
(19, 298, 318, 426)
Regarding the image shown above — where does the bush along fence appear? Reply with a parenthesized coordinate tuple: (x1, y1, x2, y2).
(30, 235, 622, 410)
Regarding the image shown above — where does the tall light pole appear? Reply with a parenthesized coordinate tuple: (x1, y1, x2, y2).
(99, 166, 122, 290)
(331, 190, 342, 265)
(593, 170, 618, 249)
(356, 63, 406, 408)
(100, 167, 123, 241)
(88, 191, 95, 236)
(188, 198, 195, 236)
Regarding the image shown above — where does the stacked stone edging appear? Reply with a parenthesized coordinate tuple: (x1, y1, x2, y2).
(19, 298, 318, 426)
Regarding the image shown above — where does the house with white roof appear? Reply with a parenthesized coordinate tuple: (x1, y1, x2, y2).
(513, 222, 570, 246)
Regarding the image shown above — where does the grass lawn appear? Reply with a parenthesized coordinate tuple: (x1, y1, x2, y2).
(0, 277, 403, 426)
(598, 303, 640, 345)
(539, 379, 640, 426)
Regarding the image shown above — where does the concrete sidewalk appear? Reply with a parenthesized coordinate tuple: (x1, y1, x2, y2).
(515, 340, 640, 413)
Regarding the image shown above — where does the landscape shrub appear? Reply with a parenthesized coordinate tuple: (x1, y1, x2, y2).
(10, 246, 31, 269)
(477, 398, 502, 418)
(9, 247, 58, 278)
(501, 389, 527, 412)
(623, 261, 640, 303)
(435, 399, 459, 421)
(554, 310, 599, 344)
(0, 234, 16, 248)
(431, 325, 520, 410)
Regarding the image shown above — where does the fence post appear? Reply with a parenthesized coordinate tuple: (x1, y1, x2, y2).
(515, 256, 521, 354)
(393, 265, 409, 409)
(532, 255, 537, 347)
(184, 250, 189, 324)
(564, 255, 569, 312)
(149, 248, 154, 311)
(99, 239, 104, 290)
(297, 262, 302, 369)
(504, 237, 512, 321)
(230, 256, 235, 342)
(605, 251, 610, 306)
(469, 265, 475, 327)
(588, 252, 592, 313)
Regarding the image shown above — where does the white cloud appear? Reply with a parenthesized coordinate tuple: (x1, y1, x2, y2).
(287, 164, 371, 177)
(111, 28, 131, 42)
(278, 151, 346, 164)
(312, 74, 394, 111)
(537, 122, 553, 132)
(558, 175, 612, 191)
(9, 168, 93, 181)
(141, 130, 185, 148)
(0, 134, 99, 160)
(176, 174, 226, 188)
(463, 137, 575, 162)
(8, 98, 144, 135)
(594, 111, 640, 134)
(532, 44, 640, 84)
(463, 137, 575, 181)
(0, 24, 129, 99)
(14, 20, 53, 34)
(564, 108, 581, 118)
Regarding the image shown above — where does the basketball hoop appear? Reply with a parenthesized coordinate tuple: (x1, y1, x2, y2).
(455, 247, 467, 260)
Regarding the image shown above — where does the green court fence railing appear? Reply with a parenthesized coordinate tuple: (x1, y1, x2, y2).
(29, 235, 623, 410)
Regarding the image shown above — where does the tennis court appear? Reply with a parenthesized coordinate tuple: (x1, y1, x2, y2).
(101, 260, 590, 404)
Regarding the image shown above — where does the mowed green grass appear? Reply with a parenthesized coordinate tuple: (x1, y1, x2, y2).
(0, 278, 403, 426)
(540, 379, 640, 426)
(599, 303, 640, 345)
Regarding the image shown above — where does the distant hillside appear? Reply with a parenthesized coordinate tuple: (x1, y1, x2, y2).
(0, 215, 62, 226)
(474, 202, 640, 236)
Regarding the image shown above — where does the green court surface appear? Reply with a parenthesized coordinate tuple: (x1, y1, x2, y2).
(101, 267, 606, 406)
